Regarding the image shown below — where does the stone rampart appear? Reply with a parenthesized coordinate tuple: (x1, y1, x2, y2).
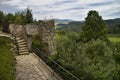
(9, 19, 56, 55)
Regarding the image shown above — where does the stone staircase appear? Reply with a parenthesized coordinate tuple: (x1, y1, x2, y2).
(16, 37, 29, 55)
(0, 32, 29, 55)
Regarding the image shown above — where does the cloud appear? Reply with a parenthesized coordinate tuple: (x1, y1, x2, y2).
(0, 0, 120, 20)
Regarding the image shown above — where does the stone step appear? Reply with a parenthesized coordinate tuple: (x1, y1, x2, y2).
(19, 49, 28, 52)
(17, 40, 26, 43)
(18, 44, 27, 47)
(11, 37, 15, 40)
(15, 37, 29, 55)
(19, 52, 29, 55)
(16, 37, 24, 40)
(18, 46, 27, 49)
(19, 48, 28, 51)
(18, 42, 27, 45)
(19, 47, 28, 50)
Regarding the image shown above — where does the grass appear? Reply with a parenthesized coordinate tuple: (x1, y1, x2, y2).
(0, 37, 15, 80)
(107, 34, 120, 42)
(108, 38, 120, 42)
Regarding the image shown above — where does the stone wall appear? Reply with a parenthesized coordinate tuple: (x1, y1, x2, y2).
(39, 20, 56, 55)
(9, 19, 56, 55)
(25, 24, 39, 36)
(9, 24, 27, 39)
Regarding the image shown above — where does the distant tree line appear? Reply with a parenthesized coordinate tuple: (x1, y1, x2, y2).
(0, 7, 38, 32)
(56, 18, 120, 34)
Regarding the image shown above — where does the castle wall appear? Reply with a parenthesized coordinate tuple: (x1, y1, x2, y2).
(39, 20, 56, 55)
(25, 24, 39, 35)
(9, 24, 27, 40)
(9, 19, 56, 55)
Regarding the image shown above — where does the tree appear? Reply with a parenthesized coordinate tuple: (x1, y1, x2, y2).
(0, 11, 4, 24)
(24, 7, 33, 24)
(55, 32, 116, 80)
(80, 10, 108, 43)
(15, 12, 23, 24)
(6, 13, 15, 24)
(14, 7, 33, 24)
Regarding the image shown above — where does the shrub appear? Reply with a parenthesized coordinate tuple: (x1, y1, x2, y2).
(56, 38, 116, 80)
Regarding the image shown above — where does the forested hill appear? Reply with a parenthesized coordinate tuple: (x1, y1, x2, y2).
(55, 19, 73, 24)
(56, 18, 120, 34)
(105, 18, 120, 26)
(56, 21, 84, 32)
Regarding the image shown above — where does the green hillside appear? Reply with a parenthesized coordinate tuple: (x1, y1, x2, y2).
(56, 18, 120, 34)
(0, 37, 15, 80)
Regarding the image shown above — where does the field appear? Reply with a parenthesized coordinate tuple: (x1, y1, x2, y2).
(0, 37, 15, 80)
(109, 38, 120, 42)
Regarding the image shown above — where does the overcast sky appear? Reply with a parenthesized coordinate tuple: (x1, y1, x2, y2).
(0, 0, 120, 21)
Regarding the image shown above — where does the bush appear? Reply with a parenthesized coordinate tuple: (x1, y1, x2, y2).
(56, 37, 116, 80)
(80, 40, 116, 80)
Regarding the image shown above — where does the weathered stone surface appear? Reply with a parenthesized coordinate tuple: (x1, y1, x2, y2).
(9, 19, 56, 55)
(9, 24, 27, 39)
(15, 53, 61, 80)
(15, 53, 47, 80)
(39, 20, 56, 55)
(25, 24, 39, 36)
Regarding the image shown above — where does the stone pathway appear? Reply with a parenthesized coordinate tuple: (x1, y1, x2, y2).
(0, 32, 62, 80)
(15, 53, 46, 80)
(15, 53, 61, 80)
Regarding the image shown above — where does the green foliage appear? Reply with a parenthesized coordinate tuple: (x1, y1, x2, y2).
(56, 18, 120, 35)
(15, 12, 24, 25)
(109, 23, 120, 34)
(15, 7, 33, 24)
(106, 18, 120, 34)
(0, 37, 15, 80)
(32, 35, 48, 53)
(107, 34, 120, 38)
(50, 11, 120, 80)
(80, 10, 108, 43)
(6, 13, 15, 24)
(111, 42, 120, 64)
(111, 42, 120, 79)
(54, 32, 118, 80)
(108, 37, 120, 65)
(0, 8, 35, 32)
(25, 7, 33, 23)
(32, 35, 41, 48)
(0, 11, 4, 24)
(80, 40, 115, 80)
(56, 21, 84, 32)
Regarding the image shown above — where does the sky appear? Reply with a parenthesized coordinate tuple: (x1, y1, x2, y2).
(0, 0, 120, 21)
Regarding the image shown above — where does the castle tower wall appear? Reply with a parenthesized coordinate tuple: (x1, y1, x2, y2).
(39, 19, 56, 55)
